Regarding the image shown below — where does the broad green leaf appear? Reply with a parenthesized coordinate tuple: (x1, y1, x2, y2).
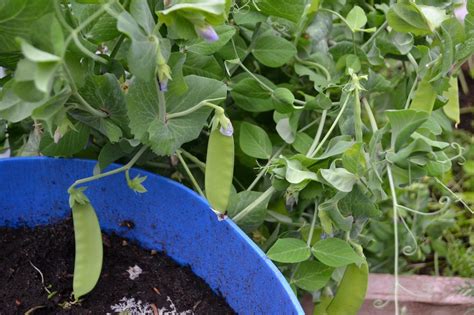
(186, 25, 236, 55)
(387, 3, 446, 36)
(227, 190, 271, 231)
(40, 123, 90, 157)
(442, 76, 460, 126)
(267, 238, 311, 263)
(257, 0, 306, 23)
(386, 109, 429, 151)
(312, 238, 364, 267)
(283, 158, 318, 184)
(230, 76, 275, 112)
(0, 81, 46, 122)
(129, 0, 155, 34)
(116, 7, 158, 81)
(70, 1, 120, 44)
(252, 35, 297, 68)
(291, 260, 334, 292)
(342, 142, 366, 176)
(0, 0, 52, 53)
(319, 168, 357, 192)
(239, 122, 272, 159)
(318, 194, 353, 232)
(410, 77, 437, 114)
(346, 6, 367, 31)
(126, 75, 226, 155)
(276, 117, 295, 144)
(314, 136, 354, 161)
(339, 185, 381, 219)
(183, 52, 224, 80)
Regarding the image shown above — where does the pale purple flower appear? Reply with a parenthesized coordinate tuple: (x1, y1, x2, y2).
(455, 2, 468, 21)
(159, 79, 168, 92)
(219, 121, 233, 137)
(195, 24, 219, 42)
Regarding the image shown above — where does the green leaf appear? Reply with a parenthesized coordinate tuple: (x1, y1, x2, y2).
(272, 88, 295, 113)
(0, 0, 52, 53)
(346, 6, 367, 31)
(230, 76, 275, 112)
(283, 157, 318, 184)
(442, 76, 460, 126)
(186, 25, 236, 55)
(387, 3, 446, 36)
(319, 168, 357, 192)
(341, 142, 366, 176)
(252, 35, 297, 68)
(312, 238, 364, 267)
(257, 0, 306, 23)
(339, 185, 381, 219)
(183, 52, 224, 80)
(227, 190, 271, 231)
(116, 8, 158, 81)
(267, 238, 311, 263)
(386, 109, 429, 151)
(239, 122, 272, 159)
(126, 75, 226, 155)
(40, 123, 90, 157)
(410, 76, 437, 114)
(0, 81, 46, 122)
(292, 260, 334, 292)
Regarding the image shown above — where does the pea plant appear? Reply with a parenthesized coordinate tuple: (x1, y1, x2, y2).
(1, 0, 473, 313)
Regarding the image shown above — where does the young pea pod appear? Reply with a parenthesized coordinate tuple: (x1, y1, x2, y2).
(326, 262, 369, 315)
(69, 188, 103, 300)
(205, 120, 234, 213)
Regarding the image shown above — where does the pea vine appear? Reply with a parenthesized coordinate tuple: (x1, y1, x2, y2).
(1, 0, 473, 313)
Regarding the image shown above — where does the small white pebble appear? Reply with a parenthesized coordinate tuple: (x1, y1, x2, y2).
(127, 265, 143, 280)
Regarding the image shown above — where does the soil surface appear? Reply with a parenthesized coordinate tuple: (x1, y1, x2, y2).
(0, 219, 235, 315)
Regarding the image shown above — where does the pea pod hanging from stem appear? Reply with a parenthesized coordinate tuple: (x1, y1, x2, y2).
(205, 110, 234, 214)
(326, 262, 369, 315)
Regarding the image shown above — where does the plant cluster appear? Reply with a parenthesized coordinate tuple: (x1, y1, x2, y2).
(1, 0, 473, 313)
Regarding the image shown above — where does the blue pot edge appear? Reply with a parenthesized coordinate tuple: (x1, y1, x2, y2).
(1, 156, 304, 314)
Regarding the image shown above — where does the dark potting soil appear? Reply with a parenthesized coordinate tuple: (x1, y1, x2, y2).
(0, 219, 235, 315)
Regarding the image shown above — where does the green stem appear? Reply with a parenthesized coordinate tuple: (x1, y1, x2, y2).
(361, 21, 387, 51)
(386, 165, 400, 315)
(234, 186, 276, 223)
(176, 151, 205, 197)
(306, 110, 327, 157)
(306, 203, 318, 247)
(354, 88, 363, 142)
(179, 149, 206, 171)
(69, 146, 147, 191)
(404, 76, 418, 110)
(110, 34, 125, 59)
(362, 97, 378, 132)
(247, 146, 285, 191)
(166, 98, 226, 119)
(295, 57, 332, 82)
(62, 65, 108, 118)
(458, 70, 469, 95)
(309, 93, 351, 158)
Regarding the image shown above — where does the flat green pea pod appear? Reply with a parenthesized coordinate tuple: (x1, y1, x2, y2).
(326, 262, 368, 315)
(205, 119, 234, 213)
(69, 187, 103, 300)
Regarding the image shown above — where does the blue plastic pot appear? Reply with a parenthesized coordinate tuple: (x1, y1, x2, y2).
(0, 157, 303, 314)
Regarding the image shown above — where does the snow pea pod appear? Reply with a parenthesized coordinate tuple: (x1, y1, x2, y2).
(205, 123, 234, 213)
(326, 262, 368, 315)
(72, 200, 103, 300)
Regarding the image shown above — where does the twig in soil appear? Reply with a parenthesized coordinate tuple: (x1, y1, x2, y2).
(24, 305, 46, 315)
(153, 287, 161, 295)
(151, 303, 159, 315)
(29, 261, 57, 298)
